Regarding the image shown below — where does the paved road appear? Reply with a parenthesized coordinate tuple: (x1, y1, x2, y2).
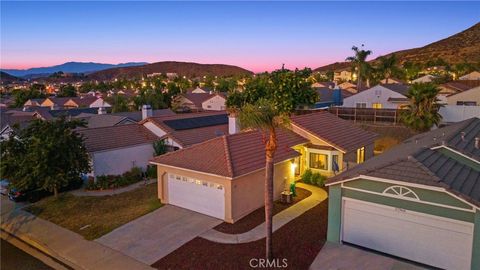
(96, 205, 222, 265)
(1, 239, 52, 270)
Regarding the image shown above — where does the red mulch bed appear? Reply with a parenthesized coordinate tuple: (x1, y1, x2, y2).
(152, 198, 328, 270)
(214, 187, 312, 234)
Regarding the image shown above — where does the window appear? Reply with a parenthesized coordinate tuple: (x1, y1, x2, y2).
(356, 102, 367, 108)
(372, 103, 382, 109)
(357, 147, 365, 164)
(309, 153, 328, 170)
(457, 101, 477, 106)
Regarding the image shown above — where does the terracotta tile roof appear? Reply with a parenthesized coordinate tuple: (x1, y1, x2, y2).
(379, 84, 410, 96)
(142, 111, 229, 147)
(151, 129, 308, 178)
(290, 111, 378, 153)
(77, 124, 159, 152)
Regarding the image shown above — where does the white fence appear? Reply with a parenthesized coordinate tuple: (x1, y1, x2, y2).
(439, 105, 480, 123)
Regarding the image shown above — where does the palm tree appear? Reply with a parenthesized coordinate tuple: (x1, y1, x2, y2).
(401, 83, 442, 132)
(237, 99, 288, 260)
(378, 54, 401, 84)
(346, 45, 372, 90)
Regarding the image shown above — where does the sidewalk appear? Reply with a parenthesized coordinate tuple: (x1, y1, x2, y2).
(200, 182, 328, 244)
(1, 197, 155, 270)
(71, 179, 156, 197)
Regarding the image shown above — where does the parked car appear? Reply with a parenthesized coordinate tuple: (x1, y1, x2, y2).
(0, 180, 10, 195)
(8, 178, 83, 203)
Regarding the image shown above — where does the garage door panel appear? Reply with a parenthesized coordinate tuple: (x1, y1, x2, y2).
(342, 199, 473, 270)
(168, 174, 225, 220)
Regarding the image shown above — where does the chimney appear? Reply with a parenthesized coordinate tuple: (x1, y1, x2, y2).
(142, 104, 153, 120)
(461, 132, 466, 141)
(228, 114, 240, 135)
(475, 137, 479, 149)
(98, 107, 106, 115)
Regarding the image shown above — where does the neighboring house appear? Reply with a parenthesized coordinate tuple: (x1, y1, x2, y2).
(150, 111, 377, 222)
(325, 117, 480, 270)
(113, 108, 175, 122)
(380, 77, 404, 84)
(447, 86, 480, 106)
(74, 114, 136, 128)
(141, 111, 229, 150)
(437, 82, 472, 104)
(0, 110, 38, 140)
(188, 86, 210, 93)
(177, 93, 226, 111)
(312, 81, 335, 88)
(338, 81, 357, 93)
(459, 71, 480, 80)
(313, 87, 353, 108)
(412, 74, 436, 83)
(27, 96, 111, 110)
(77, 124, 159, 178)
(334, 69, 352, 82)
(342, 84, 410, 109)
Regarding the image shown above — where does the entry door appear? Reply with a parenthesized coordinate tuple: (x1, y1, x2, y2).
(167, 174, 225, 220)
(342, 199, 474, 270)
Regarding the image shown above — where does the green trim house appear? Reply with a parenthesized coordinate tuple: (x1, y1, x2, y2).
(325, 117, 480, 270)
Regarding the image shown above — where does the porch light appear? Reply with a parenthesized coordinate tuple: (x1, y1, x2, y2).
(290, 162, 297, 171)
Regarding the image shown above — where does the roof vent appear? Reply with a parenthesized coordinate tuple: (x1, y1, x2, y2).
(215, 130, 224, 137)
(461, 132, 466, 141)
(475, 137, 480, 149)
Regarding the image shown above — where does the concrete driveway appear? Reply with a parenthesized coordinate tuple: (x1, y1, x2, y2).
(310, 242, 427, 270)
(95, 205, 222, 265)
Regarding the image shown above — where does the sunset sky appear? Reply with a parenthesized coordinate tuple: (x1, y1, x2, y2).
(1, 1, 479, 72)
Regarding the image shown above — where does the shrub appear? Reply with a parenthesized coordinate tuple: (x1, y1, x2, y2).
(146, 165, 157, 179)
(301, 169, 313, 184)
(85, 167, 145, 190)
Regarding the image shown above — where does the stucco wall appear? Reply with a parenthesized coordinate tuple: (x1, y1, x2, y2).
(342, 85, 406, 109)
(155, 159, 293, 223)
(92, 143, 154, 177)
(230, 160, 292, 222)
(202, 95, 226, 111)
(447, 86, 480, 105)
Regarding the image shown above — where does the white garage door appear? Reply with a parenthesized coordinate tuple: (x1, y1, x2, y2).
(342, 199, 474, 270)
(167, 174, 225, 220)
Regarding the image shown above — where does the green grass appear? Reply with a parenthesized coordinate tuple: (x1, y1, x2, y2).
(26, 183, 162, 240)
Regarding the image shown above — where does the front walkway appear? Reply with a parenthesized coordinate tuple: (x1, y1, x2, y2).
(310, 242, 426, 270)
(96, 205, 222, 265)
(71, 179, 156, 197)
(0, 196, 154, 270)
(200, 182, 328, 244)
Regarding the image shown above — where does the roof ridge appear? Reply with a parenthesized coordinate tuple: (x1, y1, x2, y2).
(222, 135, 234, 177)
(407, 154, 443, 183)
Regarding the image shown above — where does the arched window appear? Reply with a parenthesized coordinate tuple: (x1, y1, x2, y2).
(382, 186, 420, 200)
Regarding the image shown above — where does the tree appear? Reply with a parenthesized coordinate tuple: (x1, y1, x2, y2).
(153, 140, 168, 156)
(57, 84, 77, 97)
(11, 85, 46, 108)
(110, 94, 130, 113)
(401, 83, 442, 132)
(346, 45, 372, 89)
(377, 54, 402, 84)
(134, 88, 168, 110)
(0, 117, 90, 197)
(227, 67, 317, 260)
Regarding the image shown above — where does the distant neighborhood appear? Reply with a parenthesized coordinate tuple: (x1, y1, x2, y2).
(1, 18, 480, 270)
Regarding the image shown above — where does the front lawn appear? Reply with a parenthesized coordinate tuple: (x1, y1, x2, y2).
(153, 199, 328, 270)
(26, 183, 162, 240)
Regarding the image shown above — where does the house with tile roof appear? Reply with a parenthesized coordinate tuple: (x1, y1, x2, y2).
(77, 124, 160, 178)
(26, 96, 111, 110)
(324, 117, 480, 270)
(176, 92, 226, 111)
(149, 111, 377, 222)
(459, 71, 480, 80)
(342, 84, 410, 109)
(141, 111, 229, 150)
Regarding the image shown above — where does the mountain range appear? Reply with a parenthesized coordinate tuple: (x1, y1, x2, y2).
(86, 61, 253, 80)
(315, 22, 480, 72)
(1, 62, 148, 78)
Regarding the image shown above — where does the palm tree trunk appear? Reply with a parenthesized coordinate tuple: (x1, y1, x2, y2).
(264, 128, 277, 261)
(53, 186, 58, 198)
